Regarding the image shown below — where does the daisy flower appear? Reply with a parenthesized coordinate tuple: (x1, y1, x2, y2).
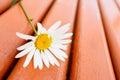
(15, 21, 73, 70)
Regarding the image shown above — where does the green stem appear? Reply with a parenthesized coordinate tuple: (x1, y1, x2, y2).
(19, 2, 38, 35)
(11, 0, 17, 7)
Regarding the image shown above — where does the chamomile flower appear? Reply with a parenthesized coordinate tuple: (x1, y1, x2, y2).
(15, 21, 73, 69)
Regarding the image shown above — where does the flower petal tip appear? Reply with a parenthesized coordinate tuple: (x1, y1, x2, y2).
(34, 66, 37, 69)
(57, 20, 61, 24)
(16, 32, 24, 39)
(16, 32, 20, 36)
(17, 47, 21, 50)
(15, 54, 22, 58)
(37, 22, 42, 26)
(15, 55, 18, 58)
(56, 63, 60, 67)
(52, 64, 55, 66)
(39, 66, 43, 70)
(65, 55, 68, 59)
(23, 64, 27, 68)
(66, 23, 71, 27)
(46, 65, 50, 68)
(71, 33, 73, 36)
(69, 40, 72, 43)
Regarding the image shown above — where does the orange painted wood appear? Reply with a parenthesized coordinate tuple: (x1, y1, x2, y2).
(99, 0, 120, 79)
(0, 0, 53, 79)
(0, 0, 13, 14)
(115, 0, 120, 9)
(8, 0, 78, 80)
(69, 0, 115, 80)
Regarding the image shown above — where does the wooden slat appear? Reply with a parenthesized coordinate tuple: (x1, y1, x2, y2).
(115, 0, 120, 9)
(0, 0, 13, 14)
(99, 0, 120, 79)
(0, 0, 53, 79)
(69, 0, 115, 80)
(7, 0, 77, 80)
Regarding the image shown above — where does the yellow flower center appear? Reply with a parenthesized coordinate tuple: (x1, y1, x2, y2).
(35, 33, 52, 50)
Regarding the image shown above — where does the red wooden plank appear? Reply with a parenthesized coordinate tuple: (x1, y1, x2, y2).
(0, 0, 53, 79)
(0, 0, 13, 14)
(8, 0, 77, 80)
(69, 0, 115, 80)
(99, 0, 120, 79)
(115, 0, 120, 9)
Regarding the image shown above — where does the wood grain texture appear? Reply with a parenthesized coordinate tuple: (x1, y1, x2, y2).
(99, 0, 120, 79)
(69, 0, 115, 80)
(0, 0, 53, 79)
(115, 0, 120, 9)
(7, 0, 78, 80)
(0, 0, 13, 14)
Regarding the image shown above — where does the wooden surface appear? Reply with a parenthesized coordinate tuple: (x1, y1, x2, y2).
(99, 0, 120, 79)
(69, 0, 115, 80)
(0, 0, 13, 14)
(0, 0, 120, 79)
(115, 0, 120, 9)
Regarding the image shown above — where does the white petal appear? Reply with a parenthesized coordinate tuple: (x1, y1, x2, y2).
(15, 46, 33, 58)
(44, 50, 54, 66)
(37, 50, 43, 70)
(41, 28, 47, 33)
(41, 51, 50, 68)
(53, 40, 72, 44)
(37, 23, 47, 33)
(37, 23, 43, 33)
(55, 23, 71, 34)
(52, 33, 72, 41)
(49, 47, 65, 61)
(57, 49, 68, 58)
(51, 43, 67, 50)
(23, 47, 35, 67)
(52, 33, 63, 41)
(17, 41, 33, 50)
(48, 21, 61, 33)
(33, 50, 43, 69)
(45, 50, 60, 66)
(51, 45, 68, 58)
(16, 32, 35, 40)
(34, 50, 39, 69)
(62, 33, 73, 39)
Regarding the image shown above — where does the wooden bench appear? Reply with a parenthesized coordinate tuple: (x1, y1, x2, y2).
(0, 0, 120, 80)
